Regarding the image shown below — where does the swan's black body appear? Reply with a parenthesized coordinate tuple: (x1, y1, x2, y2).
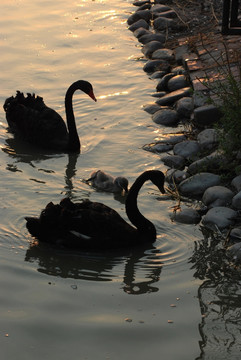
(25, 170, 165, 250)
(3, 80, 96, 153)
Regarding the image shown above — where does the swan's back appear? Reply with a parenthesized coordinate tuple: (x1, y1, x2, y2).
(4, 91, 68, 149)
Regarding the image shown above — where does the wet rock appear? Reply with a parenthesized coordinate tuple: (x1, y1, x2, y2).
(142, 40, 164, 58)
(142, 142, 173, 153)
(166, 168, 188, 184)
(151, 91, 167, 98)
(167, 75, 189, 92)
(173, 140, 200, 160)
(156, 73, 175, 92)
(161, 154, 185, 169)
(152, 48, 174, 61)
(202, 186, 234, 208)
(127, 10, 152, 25)
(171, 66, 186, 75)
(138, 33, 165, 44)
(187, 151, 225, 175)
(227, 242, 241, 263)
(151, 4, 171, 13)
(129, 19, 149, 32)
(232, 191, 241, 209)
(153, 17, 175, 31)
(152, 108, 179, 126)
(170, 207, 201, 224)
(175, 97, 193, 118)
(231, 175, 241, 192)
(155, 87, 191, 105)
(197, 128, 218, 151)
(143, 59, 170, 73)
(142, 103, 161, 114)
(149, 70, 167, 79)
(178, 173, 221, 197)
(194, 104, 222, 128)
(133, 27, 152, 38)
(202, 207, 237, 230)
(229, 228, 241, 243)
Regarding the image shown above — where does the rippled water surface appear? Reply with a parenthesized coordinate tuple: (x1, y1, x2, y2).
(0, 0, 210, 359)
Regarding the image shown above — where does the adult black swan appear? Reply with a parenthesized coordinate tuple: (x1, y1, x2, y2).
(3, 80, 96, 153)
(25, 170, 165, 250)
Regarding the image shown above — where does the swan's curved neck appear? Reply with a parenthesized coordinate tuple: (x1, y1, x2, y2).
(65, 83, 80, 152)
(125, 172, 156, 239)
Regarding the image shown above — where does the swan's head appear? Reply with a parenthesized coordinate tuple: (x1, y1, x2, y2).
(149, 170, 165, 194)
(115, 177, 129, 193)
(76, 80, 97, 102)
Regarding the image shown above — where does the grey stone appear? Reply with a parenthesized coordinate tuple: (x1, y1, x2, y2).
(202, 186, 234, 208)
(171, 66, 186, 75)
(170, 208, 201, 224)
(133, 27, 152, 38)
(161, 154, 186, 169)
(187, 151, 225, 175)
(143, 59, 170, 73)
(138, 33, 165, 44)
(151, 4, 171, 13)
(129, 19, 149, 32)
(142, 142, 173, 153)
(197, 128, 218, 151)
(202, 207, 237, 230)
(156, 73, 175, 92)
(141, 40, 164, 58)
(194, 104, 222, 127)
(166, 169, 188, 184)
(151, 91, 166, 98)
(232, 191, 241, 209)
(174, 45, 189, 64)
(152, 108, 179, 126)
(178, 172, 221, 197)
(176, 97, 193, 118)
(153, 16, 175, 31)
(192, 91, 209, 108)
(127, 10, 152, 25)
(149, 70, 167, 79)
(231, 175, 241, 192)
(142, 103, 161, 114)
(152, 48, 174, 61)
(227, 242, 241, 263)
(173, 140, 200, 160)
(156, 10, 177, 19)
(167, 75, 189, 92)
(229, 228, 241, 243)
(155, 87, 191, 105)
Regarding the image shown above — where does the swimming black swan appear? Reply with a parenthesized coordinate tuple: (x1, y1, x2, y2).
(87, 170, 129, 193)
(25, 170, 165, 250)
(3, 80, 96, 153)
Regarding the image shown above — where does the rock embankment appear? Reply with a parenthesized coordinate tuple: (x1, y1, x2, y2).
(127, 0, 241, 262)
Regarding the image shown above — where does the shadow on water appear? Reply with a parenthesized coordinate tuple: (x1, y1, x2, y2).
(189, 227, 241, 359)
(24, 242, 163, 294)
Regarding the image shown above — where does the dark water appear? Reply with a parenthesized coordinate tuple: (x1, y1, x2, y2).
(1, 1, 239, 359)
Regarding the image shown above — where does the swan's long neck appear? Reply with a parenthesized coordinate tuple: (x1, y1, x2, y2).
(65, 83, 81, 152)
(125, 172, 156, 239)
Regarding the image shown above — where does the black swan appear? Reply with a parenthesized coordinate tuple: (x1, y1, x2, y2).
(3, 80, 96, 153)
(25, 170, 165, 250)
(87, 170, 129, 193)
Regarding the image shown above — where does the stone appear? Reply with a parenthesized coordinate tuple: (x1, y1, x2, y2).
(133, 27, 152, 38)
(153, 16, 175, 31)
(227, 242, 241, 263)
(167, 75, 189, 92)
(231, 175, 241, 192)
(202, 207, 237, 230)
(161, 154, 186, 169)
(178, 173, 221, 197)
(129, 19, 149, 32)
(141, 40, 164, 58)
(152, 48, 174, 61)
(202, 186, 234, 208)
(138, 33, 165, 44)
(187, 151, 226, 175)
(156, 10, 177, 19)
(175, 97, 193, 118)
(194, 104, 222, 128)
(171, 66, 186, 75)
(143, 59, 170, 73)
(166, 169, 188, 184)
(232, 191, 241, 209)
(155, 87, 191, 105)
(170, 208, 201, 224)
(156, 73, 175, 92)
(152, 108, 179, 126)
(229, 228, 241, 243)
(197, 128, 218, 151)
(149, 71, 167, 79)
(151, 91, 167, 98)
(142, 142, 173, 153)
(127, 10, 152, 25)
(142, 103, 161, 114)
(173, 140, 200, 160)
(174, 45, 189, 64)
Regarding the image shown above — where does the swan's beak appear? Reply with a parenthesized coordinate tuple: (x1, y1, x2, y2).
(89, 90, 97, 102)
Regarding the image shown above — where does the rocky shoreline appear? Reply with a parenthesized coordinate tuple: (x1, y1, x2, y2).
(127, 0, 241, 263)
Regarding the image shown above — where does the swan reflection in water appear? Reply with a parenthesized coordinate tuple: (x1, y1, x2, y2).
(189, 226, 241, 359)
(25, 242, 163, 294)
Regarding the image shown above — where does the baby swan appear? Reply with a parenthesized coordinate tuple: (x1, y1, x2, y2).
(87, 170, 129, 193)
